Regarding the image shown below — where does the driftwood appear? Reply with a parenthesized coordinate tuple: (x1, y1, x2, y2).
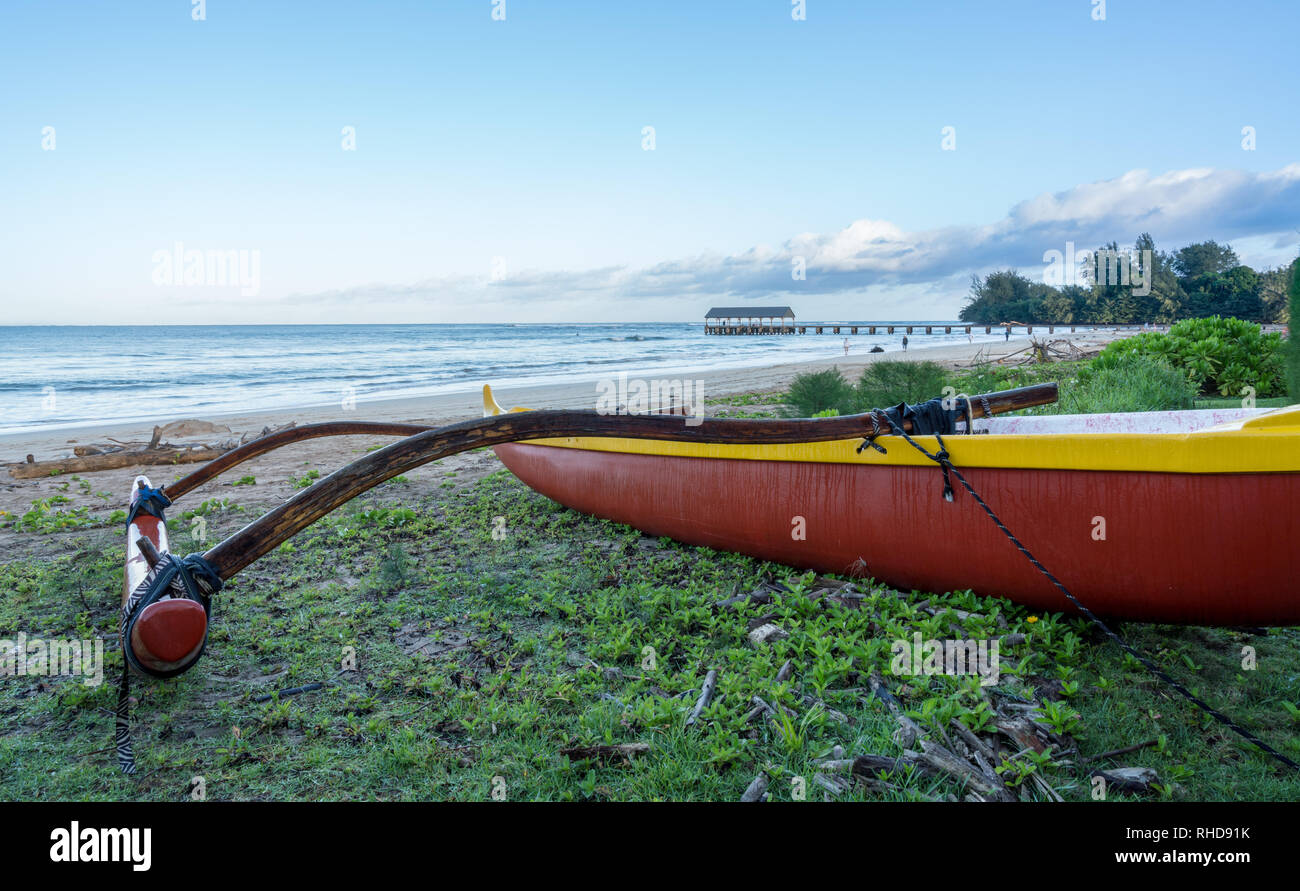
(714, 582, 783, 611)
(783, 645, 1080, 803)
(716, 578, 867, 613)
(747, 623, 788, 646)
(1090, 766, 1160, 795)
(8, 446, 225, 479)
(995, 714, 1053, 754)
(908, 739, 1016, 802)
(948, 719, 1014, 800)
(9, 417, 271, 479)
(858, 774, 949, 801)
(559, 742, 651, 763)
(966, 338, 1089, 370)
(838, 752, 948, 800)
(685, 669, 718, 727)
(866, 673, 923, 748)
(813, 773, 852, 797)
(1029, 768, 1065, 803)
(851, 753, 934, 779)
(800, 693, 849, 724)
(1081, 739, 1159, 765)
(774, 660, 794, 684)
(740, 773, 769, 802)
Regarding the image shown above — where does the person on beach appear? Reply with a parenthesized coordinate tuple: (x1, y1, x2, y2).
(1005, 327, 1010, 341)
(843, 337, 850, 356)
(901, 335, 908, 351)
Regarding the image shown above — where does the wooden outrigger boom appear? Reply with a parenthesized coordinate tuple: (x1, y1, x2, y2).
(190, 383, 1058, 579)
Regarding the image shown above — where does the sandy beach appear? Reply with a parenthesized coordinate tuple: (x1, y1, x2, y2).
(0, 331, 1125, 525)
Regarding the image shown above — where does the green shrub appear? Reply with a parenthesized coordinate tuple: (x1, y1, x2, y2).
(953, 361, 1085, 404)
(1287, 258, 1300, 400)
(1101, 316, 1285, 397)
(781, 367, 857, 417)
(1054, 353, 1197, 414)
(855, 360, 949, 409)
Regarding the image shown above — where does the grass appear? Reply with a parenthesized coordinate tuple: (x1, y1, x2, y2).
(782, 352, 1298, 420)
(1194, 396, 1290, 409)
(1051, 354, 1197, 415)
(2, 466, 1297, 801)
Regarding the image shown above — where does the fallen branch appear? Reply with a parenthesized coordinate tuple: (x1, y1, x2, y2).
(685, 669, 718, 727)
(713, 583, 780, 611)
(1080, 739, 1159, 766)
(1090, 766, 1160, 796)
(740, 772, 769, 802)
(851, 753, 935, 780)
(813, 773, 852, 797)
(866, 673, 923, 748)
(800, 693, 849, 724)
(559, 743, 651, 763)
(948, 719, 1013, 799)
(774, 660, 794, 684)
(1029, 769, 1065, 803)
(8, 446, 225, 479)
(908, 740, 1015, 802)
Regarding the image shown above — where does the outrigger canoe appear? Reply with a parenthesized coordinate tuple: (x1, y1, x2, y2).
(106, 381, 1298, 773)
(108, 382, 1297, 772)
(488, 390, 1300, 627)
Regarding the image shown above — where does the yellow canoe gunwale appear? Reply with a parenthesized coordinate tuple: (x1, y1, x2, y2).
(482, 386, 1300, 474)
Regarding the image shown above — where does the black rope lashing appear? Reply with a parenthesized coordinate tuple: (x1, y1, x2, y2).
(856, 395, 967, 457)
(933, 433, 955, 502)
(864, 416, 1300, 772)
(125, 485, 171, 529)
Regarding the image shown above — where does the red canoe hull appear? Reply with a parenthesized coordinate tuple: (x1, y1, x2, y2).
(495, 443, 1300, 626)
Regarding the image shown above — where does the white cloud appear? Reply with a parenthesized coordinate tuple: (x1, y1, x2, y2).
(284, 164, 1300, 317)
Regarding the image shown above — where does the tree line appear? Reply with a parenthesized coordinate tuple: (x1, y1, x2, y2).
(959, 235, 1294, 325)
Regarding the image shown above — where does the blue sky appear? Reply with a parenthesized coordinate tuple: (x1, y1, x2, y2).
(2, 0, 1297, 324)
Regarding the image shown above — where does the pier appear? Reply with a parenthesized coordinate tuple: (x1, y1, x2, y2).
(703, 308, 1147, 336)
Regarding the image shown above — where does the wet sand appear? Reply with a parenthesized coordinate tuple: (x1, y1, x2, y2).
(0, 331, 1126, 522)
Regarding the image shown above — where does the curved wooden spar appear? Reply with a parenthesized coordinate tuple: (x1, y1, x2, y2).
(165, 421, 430, 501)
(201, 383, 1057, 580)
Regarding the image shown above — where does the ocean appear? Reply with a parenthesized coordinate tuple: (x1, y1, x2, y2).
(0, 322, 1006, 434)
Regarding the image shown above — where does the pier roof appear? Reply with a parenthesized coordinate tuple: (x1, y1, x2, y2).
(705, 306, 795, 318)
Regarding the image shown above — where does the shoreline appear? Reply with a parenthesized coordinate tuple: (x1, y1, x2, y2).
(0, 332, 1126, 464)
